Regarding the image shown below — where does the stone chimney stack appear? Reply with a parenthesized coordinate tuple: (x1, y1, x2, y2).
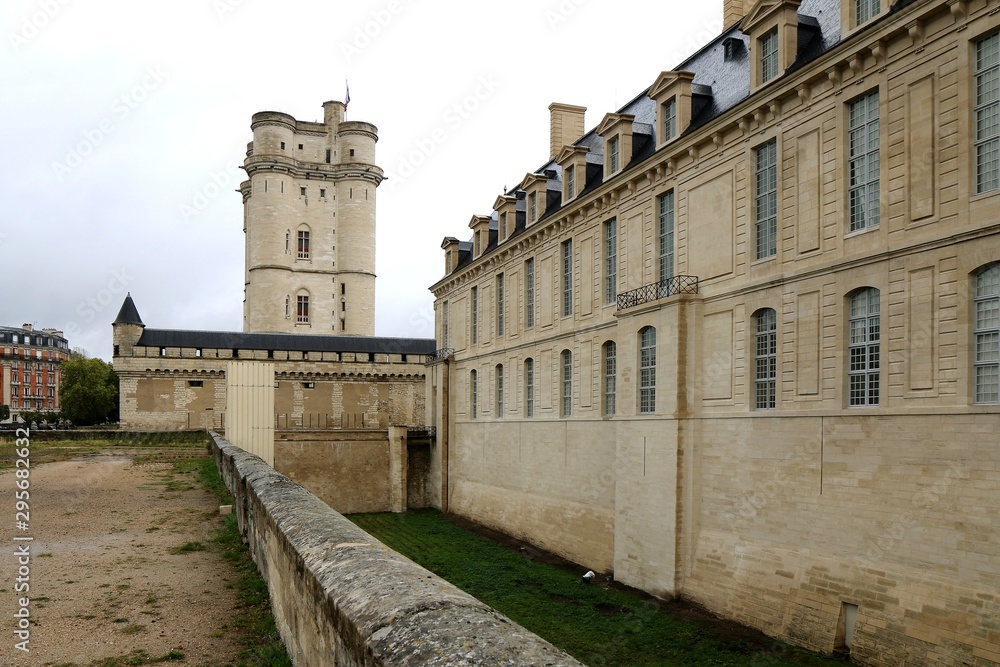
(724, 0, 754, 28)
(548, 103, 586, 159)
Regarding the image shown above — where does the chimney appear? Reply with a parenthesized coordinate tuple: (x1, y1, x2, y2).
(548, 103, 586, 159)
(724, 0, 753, 28)
(22, 323, 32, 331)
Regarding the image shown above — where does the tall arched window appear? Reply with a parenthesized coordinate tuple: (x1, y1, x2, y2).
(975, 264, 999, 404)
(603, 341, 617, 416)
(754, 309, 777, 410)
(296, 290, 310, 324)
(297, 226, 311, 259)
(470, 370, 478, 419)
(848, 288, 880, 406)
(561, 349, 572, 417)
(524, 358, 535, 418)
(639, 327, 656, 414)
(495, 364, 504, 418)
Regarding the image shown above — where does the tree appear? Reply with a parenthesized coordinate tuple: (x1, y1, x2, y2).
(0, 405, 8, 422)
(59, 354, 119, 426)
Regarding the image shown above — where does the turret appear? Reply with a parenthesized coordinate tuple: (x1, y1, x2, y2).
(112, 293, 145, 357)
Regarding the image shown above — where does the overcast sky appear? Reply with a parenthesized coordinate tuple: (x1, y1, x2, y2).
(1, 0, 721, 360)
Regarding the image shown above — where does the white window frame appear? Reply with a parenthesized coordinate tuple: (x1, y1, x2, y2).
(974, 264, 1000, 404)
(975, 32, 999, 194)
(848, 288, 880, 406)
(849, 91, 881, 232)
(525, 258, 535, 329)
(525, 358, 535, 418)
(639, 327, 656, 414)
(659, 191, 675, 283)
(603, 341, 616, 416)
(755, 140, 778, 260)
(760, 28, 779, 84)
(562, 239, 573, 317)
(604, 219, 617, 304)
(561, 349, 572, 417)
(754, 309, 777, 410)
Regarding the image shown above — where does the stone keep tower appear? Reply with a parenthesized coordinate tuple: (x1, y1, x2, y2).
(240, 100, 383, 335)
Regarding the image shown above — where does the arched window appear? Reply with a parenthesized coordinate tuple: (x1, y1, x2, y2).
(848, 288, 880, 406)
(495, 364, 504, 418)
(561, 349, 572, 417)
(524, 358, 534, 418)
(470, 370, 478, 419)
(603, 341, 617, 416)
(639, 327, 656, 414)
(296, 290, 310, 324)
(754, 309, 777, 409)
(974, 264, 1000, 404)
(297, 225, 311, 260)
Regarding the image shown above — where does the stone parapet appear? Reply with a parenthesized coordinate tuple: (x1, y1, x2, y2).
(209, 432, 583, 667)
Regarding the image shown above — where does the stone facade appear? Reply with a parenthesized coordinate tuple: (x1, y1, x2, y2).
(113, 295, 432, 431)
(240, 102, 382, 336)
(0, 324, 69, 419)
(428, 0, 1000, 664)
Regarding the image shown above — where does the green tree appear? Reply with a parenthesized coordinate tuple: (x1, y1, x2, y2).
(59, 354, 119, 426)
(0, 405, 9, 422)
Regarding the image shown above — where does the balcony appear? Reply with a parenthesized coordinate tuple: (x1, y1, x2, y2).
(616, 275, 699, 311)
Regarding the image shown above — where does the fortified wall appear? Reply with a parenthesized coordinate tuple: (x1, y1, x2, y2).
(209, 431, 584, 667)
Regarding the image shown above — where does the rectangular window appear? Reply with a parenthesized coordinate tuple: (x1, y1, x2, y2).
(608, 135, 620, 173)
(663, 98, 677, 142)
(529, 192, 537, 222)
(755, 140, 778, 260)
(760, 28, 779, 83)
(442, 301, 449, 349)
(525, 359, 535, 418)
(471, 287, 478, 345)
(474, 231, 481, 257)
(188, 380, 204, 388)
(849, 288, 881, 406)
(604, 219, 617, 304)
(326, 149, 331, 163)
(604, 342, 616, 416)
(975, 32, 1000, 194)
(297, 295, 310, 323)
(500, 212, 508, 240)
(855, 0, 878, 26)
(659, 191, 675, 283)
(320, 188, 327, 198)
(561, 350, 572, 417)
(298, 230, 311, 259)
(300, 186, 307, 197)
(562, 239, 573, 317)
(755, 310, 777, 410)
(525, 258, 535, 328)
(496, 273, 505, 337)
(849, 91, 881, 232)
(566, 165, 575, 199)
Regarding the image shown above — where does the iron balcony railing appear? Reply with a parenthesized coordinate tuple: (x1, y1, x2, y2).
(616, 275, 699, 311)
(428, 347, 455, 362)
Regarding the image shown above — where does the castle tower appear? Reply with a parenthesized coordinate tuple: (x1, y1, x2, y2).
(112, 293, 145, 357)
(240, 100, 384, 335)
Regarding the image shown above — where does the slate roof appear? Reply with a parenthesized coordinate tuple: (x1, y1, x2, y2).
(135, 329, 436, 356)
(113, 293, 144, 326)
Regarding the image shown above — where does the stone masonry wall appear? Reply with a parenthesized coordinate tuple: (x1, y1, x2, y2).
(209, 432, 584, 667)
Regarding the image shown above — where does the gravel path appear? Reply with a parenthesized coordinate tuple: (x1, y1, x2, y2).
(1, 452, 243, 666)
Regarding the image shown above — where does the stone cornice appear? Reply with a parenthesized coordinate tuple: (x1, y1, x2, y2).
(243, 156, 385, 185)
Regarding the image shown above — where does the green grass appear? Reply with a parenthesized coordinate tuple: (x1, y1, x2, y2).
(349, 510, 844, 667)
(168, 541, 206, 554)
(0, 432, 210, 470)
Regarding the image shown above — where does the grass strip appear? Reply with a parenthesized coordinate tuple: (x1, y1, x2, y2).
(349, 509, 843, 667)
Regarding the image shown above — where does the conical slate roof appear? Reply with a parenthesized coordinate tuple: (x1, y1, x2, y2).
(113, 293, 144, 327)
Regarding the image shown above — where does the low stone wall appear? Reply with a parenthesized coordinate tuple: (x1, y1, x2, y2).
(209, 432, 583, 667)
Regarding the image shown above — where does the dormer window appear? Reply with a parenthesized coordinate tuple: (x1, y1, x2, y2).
(566, 165, 576, 199)
(607, 136, 620, 173)
(740, 0, 800, 92)
(662, 98, 677, 142)
(529, 192, 537, 222)
(760, 28, 779, 83)
(854, 0, 878, 26)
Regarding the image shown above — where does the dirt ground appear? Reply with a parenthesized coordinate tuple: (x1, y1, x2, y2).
(0, 451, 243, 666)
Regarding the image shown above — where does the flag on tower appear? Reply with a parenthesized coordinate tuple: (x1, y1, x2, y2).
(344, 81, 351, 111)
